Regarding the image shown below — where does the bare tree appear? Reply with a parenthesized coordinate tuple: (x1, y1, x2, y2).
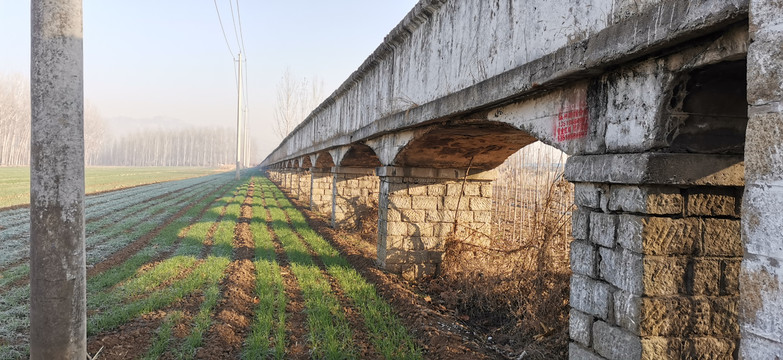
(272, 68, 324, 139)
(84, 102, 105, 166)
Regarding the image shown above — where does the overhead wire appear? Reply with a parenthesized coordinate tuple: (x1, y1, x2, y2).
(212, 0, 236, 59)
(227, 0, 243, 55)
(234, 0, 248, 54)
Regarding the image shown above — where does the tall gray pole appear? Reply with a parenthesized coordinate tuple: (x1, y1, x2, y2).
(235, 52, 243, 180)
(30, 0, 86, 359)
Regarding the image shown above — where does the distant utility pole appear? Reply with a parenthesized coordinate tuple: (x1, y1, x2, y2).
(30, 0, 86, 359)
(235, 52, 243, 180)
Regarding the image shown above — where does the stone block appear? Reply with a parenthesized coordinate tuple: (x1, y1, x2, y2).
(748, 33, 783, 105)
(570, 274, 612, 320)
(692, 259, 721, 296)
(386, 221, 408, 236)
(698, 219, 741, 257)
(740, 253, 783, 342)
(571, 240, 597, 277)
(572, 207, 591, 240)
(408, 185, 427, 196)
(443, 196, 469, 211)
(446, 183, 463, 196)
(434, 223, 454, 237)
(589, 212, 618, 247)
(614, 290, 641, 334)
(742, 184, 783, 259)
(569, 342, 604, 360)
(709, 296, 739, 337)
(570, 309, 593, 346)
(593, 321, 641, 360)
(607, 185, 683, 215)
(463, 184, 481, 196)
(409, 223, 433, 237)
(741, 332, 783, 360)
(384, 235, 406, 250)
(469, 197, 492, 211)
(427, 184, 446, 196)
(686, 187, 739, 217)
(618, 216, 700, 255)
(599, 247, 642, 294)
(425, 211, 443, 222)
(480, 184, 493, 197)
(388, 195, 411, 209)
(473, 210, 491, 223)
(574, 183, 603, 209)
(639, 297, 687, 336)
(456, 211, 474, 222)
(642, 256, 687, 296)
(400, 209, 425, 222)
(721, 259, 740, 295)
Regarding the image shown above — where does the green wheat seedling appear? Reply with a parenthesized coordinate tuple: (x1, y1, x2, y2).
(267, 178, 422, 360)
(242, 180, 286, 360)
(263, 183, 357, 360)
(176, 282, 221, 360)
(143, 310, 184, 360)
(87, 255, 231, 335)
(88, 179, 248, 312)
(86, 180, 236, 296)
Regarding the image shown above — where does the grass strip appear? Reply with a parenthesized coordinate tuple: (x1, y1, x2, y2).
(87, 255, 230, 335)
(262, 181, 356, 359)
(242, 179, 286, 360)
(176, 283, 221, 360)
(265, 178, 422, 359)
(87, 180, 236, 296)
(88, 179, 252, 334)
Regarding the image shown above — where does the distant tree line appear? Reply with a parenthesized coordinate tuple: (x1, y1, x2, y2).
(0, 73, 255, 167)
(94, 127, 254, 167)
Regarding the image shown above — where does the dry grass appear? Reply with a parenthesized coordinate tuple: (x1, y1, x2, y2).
(434, 142, 573, 359)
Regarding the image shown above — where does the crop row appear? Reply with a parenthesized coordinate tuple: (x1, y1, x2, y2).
(0, 173, 421, 359)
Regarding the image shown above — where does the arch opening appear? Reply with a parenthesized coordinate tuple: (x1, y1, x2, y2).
(393, 122, 538, 170)
(340, 143, 382, 168)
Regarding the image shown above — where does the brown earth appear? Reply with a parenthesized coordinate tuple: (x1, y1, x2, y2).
(84, 178, 521, 359)
(197, 183, 257, 359)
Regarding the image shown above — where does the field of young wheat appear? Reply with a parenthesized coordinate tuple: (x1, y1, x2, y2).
(0, 172, 422, 359)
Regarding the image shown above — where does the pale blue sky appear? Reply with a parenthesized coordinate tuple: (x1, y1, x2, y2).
(0, 0, 419, 159)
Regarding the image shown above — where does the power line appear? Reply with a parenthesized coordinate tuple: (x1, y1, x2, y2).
(234, 0, 247, 54)
(212, 0, 235, 59)
(227, 0, 243, 54)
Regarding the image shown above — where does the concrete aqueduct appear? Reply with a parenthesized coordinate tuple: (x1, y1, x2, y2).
(261, 1, 783, 358)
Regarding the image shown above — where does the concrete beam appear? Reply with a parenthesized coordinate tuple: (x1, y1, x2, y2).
(565, 153, 744, 186)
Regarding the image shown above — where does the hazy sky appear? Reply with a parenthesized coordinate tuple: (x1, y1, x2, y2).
(0, 0, 419, 160)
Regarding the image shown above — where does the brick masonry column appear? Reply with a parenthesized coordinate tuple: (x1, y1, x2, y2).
(565, 154, 744, 360)
(298, 169, 311, 203)
(310, 168, 333, 216)
(290, 170, 301, 198)
(741, 0, 783, 357)
(376, 166, 495, 280)
(331, 167, 379, 229)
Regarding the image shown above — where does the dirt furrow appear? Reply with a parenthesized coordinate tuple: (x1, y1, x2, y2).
(261, 190, 310, 359)
(279, 198, 382, 359)
(86, 183, 227, 278)
(285, 192, 505, 360)
(198, 183, 258, 359)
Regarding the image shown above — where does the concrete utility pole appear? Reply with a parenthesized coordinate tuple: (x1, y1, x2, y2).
(29, 0, 86, 359)
(235, 52, 243, 180)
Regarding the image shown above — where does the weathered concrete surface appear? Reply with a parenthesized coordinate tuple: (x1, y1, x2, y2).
(29, 0, 86, 358)
(262, 0, 748, 165)
(256, 0, 783, 358)
(740, 0, 783, 357)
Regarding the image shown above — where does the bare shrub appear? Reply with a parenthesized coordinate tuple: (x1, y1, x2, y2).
(435, 142, 573, 359)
